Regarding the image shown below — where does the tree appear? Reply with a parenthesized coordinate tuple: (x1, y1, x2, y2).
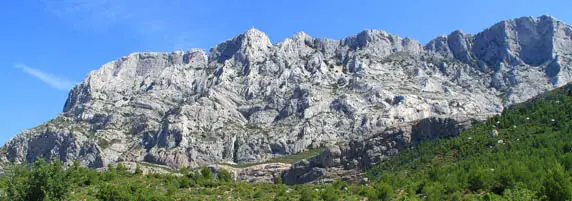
(5, 164, 29, 201)
(134, 164, 143, 175)
(200, 167, 213, 181)
(373, 182, 394, 201)
(321, 185, 340, 201)
(274, 175, 283, 184)
(421, 182, 445, 201)
(96, 183, 131, 201)
(116, 163, 128, 175)
(468, 169, 487, 192)
(179, 166, 190, 176)
(299, 185, 319, 201)
(542, 164, 572, 201)
(217, 169, 232, 182)
(66, 160, 98, 187)
(178, 176, 196, 188)
(502, 184, 538, 201)
(9, 158, 72, 201)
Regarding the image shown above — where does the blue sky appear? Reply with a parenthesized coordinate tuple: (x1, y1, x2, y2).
(1, 0, 570, 145)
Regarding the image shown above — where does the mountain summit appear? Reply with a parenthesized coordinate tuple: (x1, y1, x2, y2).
(2, 15, 572, 171)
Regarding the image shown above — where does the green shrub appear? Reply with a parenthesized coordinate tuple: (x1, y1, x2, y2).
(299, 185, 319, 201)
(321, 185, 340, 201)
(217, 169, 233, 182)
(178, 176, 195, 188)
(274, 175, 283, 184)
(134, 164, 143, 175)
(5, 164, 30, 201)
(116, 163, 127, 174)
(96, 183, 131, 201)
(200, 167, 213, 181)
(179, 166, 190, 176)
(421, 182, 445, 201)
(5, 158, 72, 201)
(253, 190, 264, 199)
(541, 164, 572, 201)
(468, 169, 487, 192)
(373, 182, 394, 201)
(502, 184, 539, 201)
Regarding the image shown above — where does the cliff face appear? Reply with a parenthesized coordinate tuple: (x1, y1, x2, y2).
(2, 16, 572, 171)
(425, 16, 572, 103)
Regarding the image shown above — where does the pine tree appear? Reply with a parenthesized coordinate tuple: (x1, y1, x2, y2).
(542, 164, 572, 201)
(134, 165, 143, 175)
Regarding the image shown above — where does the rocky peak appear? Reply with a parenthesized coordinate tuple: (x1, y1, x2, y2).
(208, 28, 273, 78)
(63, 49, 208, 114)
(342, 29, 422, 56)
(292, 31, 312, 41)
(3, 16, 572, 174)
(209, 28, 271, 64)
(275, 32, 315, 61)
(424, 15, 572, 86)
(472, 15, 560, 66)
(425, 30, 473, 63)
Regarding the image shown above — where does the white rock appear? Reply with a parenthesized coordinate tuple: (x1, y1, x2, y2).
(3, 16, 572, 175)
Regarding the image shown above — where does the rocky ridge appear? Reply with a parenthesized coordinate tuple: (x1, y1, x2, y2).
(2, 16, 572, 182)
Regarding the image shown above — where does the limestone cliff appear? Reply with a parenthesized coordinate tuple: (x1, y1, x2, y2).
(2, 16, 571, 174)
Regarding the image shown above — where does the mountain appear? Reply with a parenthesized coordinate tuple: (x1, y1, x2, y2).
(3, 70, 572, 200)
(2, 15, 571, 172)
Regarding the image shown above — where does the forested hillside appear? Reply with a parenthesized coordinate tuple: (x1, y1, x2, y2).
(367, 83, 572, 200)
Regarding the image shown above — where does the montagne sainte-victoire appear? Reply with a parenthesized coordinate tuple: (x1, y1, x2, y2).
(2, 15, 572, 183)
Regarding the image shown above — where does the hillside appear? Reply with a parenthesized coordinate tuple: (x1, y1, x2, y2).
(2, 15, 572, 175)
(365, 83, 572, 200)
(1, 83, 571, 200)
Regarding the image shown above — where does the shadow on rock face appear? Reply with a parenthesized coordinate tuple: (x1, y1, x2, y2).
(282, 117, 473, 185)
(410, 117, 461, 144)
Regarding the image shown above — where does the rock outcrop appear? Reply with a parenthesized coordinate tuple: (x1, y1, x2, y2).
(210, 163, 291, 183)
(282, 117, 475, 184)
(2, 16, 572, 179)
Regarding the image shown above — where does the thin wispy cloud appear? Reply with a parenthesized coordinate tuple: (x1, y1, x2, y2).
(14, 64, 76, 91)
(42, 0, 137, 29)
(41, 0, 206, 50)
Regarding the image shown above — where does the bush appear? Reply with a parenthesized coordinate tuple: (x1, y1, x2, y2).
(421, 182, 445, 201)
(541, 164, 572, 201)
(116, 163, 128, 174)
(134, 165, 143, 175)
(200, 167, 213, 181)
(373, 182, 394, 201)
(502, 184, 538, 201)
(9, 158, 72, 201)
(217, 169, 233, 182)
(179, 166, 190, 176)
(5, 164, 29, 201)
(96, 183, 131, 201)
(178, 176, 195, 188)
(253, 190, 264, 199)
(468, 169, 487, 192)
(321, 185, 340, 201)
(358, 185, 377, 199)
(299, 185, 319, 201)
(274, 175, 283, 184)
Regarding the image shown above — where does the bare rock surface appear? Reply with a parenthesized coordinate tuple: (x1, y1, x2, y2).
(2, 16, 572, 182)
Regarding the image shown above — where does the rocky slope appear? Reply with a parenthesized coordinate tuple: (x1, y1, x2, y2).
(2, 16, 571, 176)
